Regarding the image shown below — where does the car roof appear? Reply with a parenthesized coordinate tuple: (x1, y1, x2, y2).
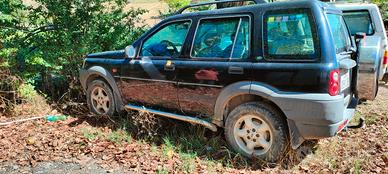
(165, 0, 338, 21)
(334, 3, 379, 11)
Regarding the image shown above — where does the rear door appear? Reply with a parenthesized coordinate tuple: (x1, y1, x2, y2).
(327, 13, 355, 104)
(174, 16, 252, 117)
(260, 9, 323, 93)
(342, 8, 388, 79)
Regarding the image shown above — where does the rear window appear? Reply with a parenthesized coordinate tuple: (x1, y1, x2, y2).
(327, 14, 352, 54)
(343, 11, 374, 35)
(264, 9, 319, 60)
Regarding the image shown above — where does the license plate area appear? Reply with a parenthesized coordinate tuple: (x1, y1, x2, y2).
(341, 71, 350, 91)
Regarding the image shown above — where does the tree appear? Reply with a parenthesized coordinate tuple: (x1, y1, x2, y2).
(1, 0, 147, 99)
(371, 0, 388, 22)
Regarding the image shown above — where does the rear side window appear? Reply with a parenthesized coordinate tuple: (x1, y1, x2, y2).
(327, 14, 352, 54)
(191, 16, 250, 59)
(343, 11, 374, 35)
(264, 10, 318, 60)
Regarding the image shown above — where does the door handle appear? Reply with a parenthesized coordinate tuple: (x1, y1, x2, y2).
(164, 60, 175, 71)
(228, 66, 244, 75)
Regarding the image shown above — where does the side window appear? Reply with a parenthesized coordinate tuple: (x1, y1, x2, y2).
(191, 17, 250, 59)
(264, 10, 318, 59)
(327, 14, 351, 54)
(343, 11, 374, 35)
(141, 21, 191, 57)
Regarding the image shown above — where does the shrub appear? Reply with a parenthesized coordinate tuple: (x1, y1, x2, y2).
(160, 0, 191, 18)
(1, 0, 148, 101)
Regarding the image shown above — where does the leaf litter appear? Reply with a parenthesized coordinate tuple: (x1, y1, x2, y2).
(0, 84, 387, 173)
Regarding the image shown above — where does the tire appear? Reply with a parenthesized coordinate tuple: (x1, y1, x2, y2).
(86, 80, 116, 116)
(374, 79, 379, 98)
(224, 102, 288, 163)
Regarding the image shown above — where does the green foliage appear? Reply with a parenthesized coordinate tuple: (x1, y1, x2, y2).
(1, 0, 148, 99)
(81, 127, 103, 141)
(160, 0, 190, 18)
(179, 152, 197, 173)
(163, 0, 191, 12)
(353, 159, 363, 174)
(107, 130, 132, 144)
(17, 83, 38, 101)
(371, 0, 388, 22)
(156, 167, 169, 174)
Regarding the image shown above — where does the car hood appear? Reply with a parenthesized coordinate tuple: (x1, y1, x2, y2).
(87, 50, 125, 59)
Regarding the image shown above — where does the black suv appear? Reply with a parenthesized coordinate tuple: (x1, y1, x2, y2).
(80, 0, 359, 162)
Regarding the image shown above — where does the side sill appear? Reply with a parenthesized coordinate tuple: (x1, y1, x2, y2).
(125, 104, 218, 132)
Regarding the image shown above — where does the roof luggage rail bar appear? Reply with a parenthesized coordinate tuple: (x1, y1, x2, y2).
(176, 0, 267, 14)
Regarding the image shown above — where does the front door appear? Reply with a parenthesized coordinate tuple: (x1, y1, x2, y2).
(118, 20, 192, 111)
(175, 16, 252, 117)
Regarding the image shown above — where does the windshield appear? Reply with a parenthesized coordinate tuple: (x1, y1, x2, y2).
(343, 11, 374, 35)
(327, 14, 352, 54)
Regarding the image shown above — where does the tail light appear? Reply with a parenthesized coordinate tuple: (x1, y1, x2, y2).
(329, 69, 340, 96)
(383, 50, 388, 68)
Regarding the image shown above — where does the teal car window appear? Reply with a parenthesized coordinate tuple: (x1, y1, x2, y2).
(327, 14, 351, 54)
(141, 21, 191, 57)
(192, 17, 250, 59)
(343, 11, 374, 35)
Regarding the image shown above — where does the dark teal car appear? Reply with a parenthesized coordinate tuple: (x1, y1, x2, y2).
(80, 0, 361, 162)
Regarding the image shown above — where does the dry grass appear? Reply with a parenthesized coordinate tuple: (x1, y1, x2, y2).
(10, 1, 388, 173)
(292, 83, 388, 174)
(125, 0, 167, 26)
(23, 0, 167, 27)
(1, 85, 387, 173)
(12, 93, 51, 118)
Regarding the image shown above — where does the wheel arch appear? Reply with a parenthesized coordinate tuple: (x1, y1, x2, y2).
(213, 81, 284, 126)
(80, 66, 124, 112)
(213, 81, 304, 149)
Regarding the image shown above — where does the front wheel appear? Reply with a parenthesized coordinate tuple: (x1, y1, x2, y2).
(224, 102, 288, 163)
(86, 80, 116, 116)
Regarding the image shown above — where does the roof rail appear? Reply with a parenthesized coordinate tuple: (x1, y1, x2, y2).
(176, 0, 268, 14)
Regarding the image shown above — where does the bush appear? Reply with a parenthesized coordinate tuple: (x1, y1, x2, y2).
(160, 0, 191, 18)
(1, 0, 148, 101)
(371, 0, 388, 22)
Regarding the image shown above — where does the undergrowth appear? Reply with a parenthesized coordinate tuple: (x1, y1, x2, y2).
(79, 110, 318, 171)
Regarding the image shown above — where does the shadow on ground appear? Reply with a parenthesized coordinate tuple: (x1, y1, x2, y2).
(379, 82, 388, 89)
(67, 111, 318, 170)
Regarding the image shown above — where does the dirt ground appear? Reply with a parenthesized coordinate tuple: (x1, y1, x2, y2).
(0, 84, 387, 174)
(5, 1, 388, 173)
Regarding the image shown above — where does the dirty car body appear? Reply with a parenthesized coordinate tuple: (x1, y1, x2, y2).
(80, 0, 359, 162)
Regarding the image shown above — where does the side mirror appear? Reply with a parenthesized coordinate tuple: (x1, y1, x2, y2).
(355, 32, 366, 40)
(125, 45, 136, 58)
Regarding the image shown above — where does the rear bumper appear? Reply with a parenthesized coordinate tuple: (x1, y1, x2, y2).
(291, 97, 357, 139)
(272, 93, 357, 139)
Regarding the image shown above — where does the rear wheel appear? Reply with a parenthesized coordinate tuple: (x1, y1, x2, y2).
(86, 80, 116, 116)
(225, 102, 288, 163)
(374, 79, 379, 98)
